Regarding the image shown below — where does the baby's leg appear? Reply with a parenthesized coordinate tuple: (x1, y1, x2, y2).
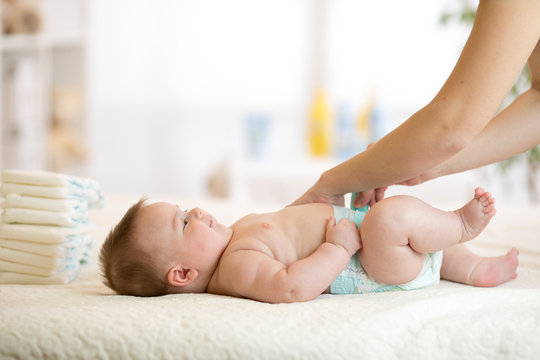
(441, 243, 519, 287)
(453, 187, 496, 243)
(358, 188, 496, 285)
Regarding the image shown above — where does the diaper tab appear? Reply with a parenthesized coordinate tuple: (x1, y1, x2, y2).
(350, 192, 370, 212)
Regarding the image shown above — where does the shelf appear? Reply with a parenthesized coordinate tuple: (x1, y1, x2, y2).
(0, 0, 88, 173)
(1, 32, 85, 53)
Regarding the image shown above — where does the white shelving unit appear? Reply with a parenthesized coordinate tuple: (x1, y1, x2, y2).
(0, 0, 87, 173)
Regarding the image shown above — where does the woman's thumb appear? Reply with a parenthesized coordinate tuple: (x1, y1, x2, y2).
(353, 192, 370, 208)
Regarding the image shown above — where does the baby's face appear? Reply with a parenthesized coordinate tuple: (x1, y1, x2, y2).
(135, 202, 233, 273)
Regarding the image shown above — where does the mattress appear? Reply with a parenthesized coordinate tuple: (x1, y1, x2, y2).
(1, 194, 539, 359)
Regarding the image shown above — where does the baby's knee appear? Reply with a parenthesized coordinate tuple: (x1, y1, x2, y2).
(359, 196, 406, 249)
(364, 195, 418, 228)
(360, 195, 421, 248)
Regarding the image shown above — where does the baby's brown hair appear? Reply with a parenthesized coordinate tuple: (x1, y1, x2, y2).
(99, 198, 170, 297)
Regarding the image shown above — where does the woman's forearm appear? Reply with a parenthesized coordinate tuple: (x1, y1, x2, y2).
(426, 88, 540, 180)
(318, 104, 473, 194)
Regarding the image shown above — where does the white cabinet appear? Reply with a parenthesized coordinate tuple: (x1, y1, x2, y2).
(0, 0, 87, 173)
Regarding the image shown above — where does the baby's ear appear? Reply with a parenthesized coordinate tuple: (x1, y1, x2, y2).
(167, 265, 198, 287)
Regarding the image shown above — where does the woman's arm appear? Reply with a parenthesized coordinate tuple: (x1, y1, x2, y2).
(297, 0, 540, 203)
(407, 35, 540, 183)
(421, 87, 540, 182)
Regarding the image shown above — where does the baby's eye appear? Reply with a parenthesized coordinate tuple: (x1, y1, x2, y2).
(183, 209, 190, 229)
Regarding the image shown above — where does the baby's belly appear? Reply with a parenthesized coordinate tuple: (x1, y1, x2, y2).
(286, 204, 335, 260)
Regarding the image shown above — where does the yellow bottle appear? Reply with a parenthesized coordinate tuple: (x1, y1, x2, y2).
(309, 89, 332, 156)
(356, 96, 374, 149)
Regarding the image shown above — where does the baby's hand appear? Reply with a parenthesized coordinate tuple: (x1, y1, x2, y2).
(325, 216, 361, 256)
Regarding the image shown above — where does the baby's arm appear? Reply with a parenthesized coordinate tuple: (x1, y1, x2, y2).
(220, 218, 360, 303)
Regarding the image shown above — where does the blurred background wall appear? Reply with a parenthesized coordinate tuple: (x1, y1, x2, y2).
(2, 0, 535, 205)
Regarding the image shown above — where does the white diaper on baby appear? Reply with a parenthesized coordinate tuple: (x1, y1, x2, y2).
(331, 251, 443, 294)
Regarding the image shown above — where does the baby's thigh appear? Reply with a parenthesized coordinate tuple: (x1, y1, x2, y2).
(529, 39, 540, 87)
(358, 196, 424, 284)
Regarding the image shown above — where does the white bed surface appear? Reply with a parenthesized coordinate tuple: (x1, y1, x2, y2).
(1, 194, 540, 359)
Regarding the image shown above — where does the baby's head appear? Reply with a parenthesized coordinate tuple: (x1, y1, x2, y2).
(100, 198, 233, 297)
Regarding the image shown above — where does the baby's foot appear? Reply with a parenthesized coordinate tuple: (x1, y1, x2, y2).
(453, 187, 496, 243)
(469, 248, 519, 287)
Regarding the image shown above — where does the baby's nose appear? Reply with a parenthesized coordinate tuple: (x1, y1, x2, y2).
(191, 208, 203, 219)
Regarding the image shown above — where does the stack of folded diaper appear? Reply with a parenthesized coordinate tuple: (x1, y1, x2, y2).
(0, 169, 105, 284)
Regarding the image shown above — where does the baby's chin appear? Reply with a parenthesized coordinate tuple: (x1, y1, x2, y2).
(221, 224, 233, 239)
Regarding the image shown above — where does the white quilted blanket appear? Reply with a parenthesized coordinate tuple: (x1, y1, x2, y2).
(1, 195, 539, 359)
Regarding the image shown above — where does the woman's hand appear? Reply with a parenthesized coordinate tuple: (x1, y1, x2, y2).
(289, 183, 345, 207)
(291, 144, 386, 208)
(352, 187, 388, 208)
(350, 142, 388, 208)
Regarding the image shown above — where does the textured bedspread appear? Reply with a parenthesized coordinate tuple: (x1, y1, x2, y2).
(1, 195, 539, 359)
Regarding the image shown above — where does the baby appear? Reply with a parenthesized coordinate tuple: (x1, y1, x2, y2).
(100, 188, 519, 303)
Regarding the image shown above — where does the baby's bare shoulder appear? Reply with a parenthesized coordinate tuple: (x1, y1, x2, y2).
(217, 234, 282, 277)
(210, 236, 282, 297)
(225, 234, 274, 258)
